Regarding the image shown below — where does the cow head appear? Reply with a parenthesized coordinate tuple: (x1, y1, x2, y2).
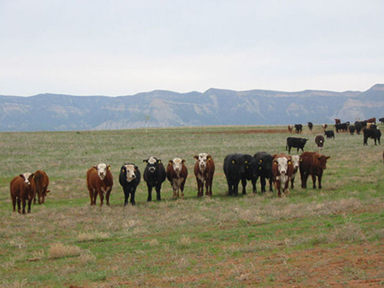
(122, 164, 137, 182)
(20, 172, 35, 186)
(317, 155, 330, 170)
(169, 158, 185, 175)
(144, 156, 162, 173)
(230, 155, 245, 175)
(291, 155, 300, 173)
(194, 153, 212, 172)
(244, 156, 258, 178)
(94, 163, 110, 180)
(274, 157, 289, 175)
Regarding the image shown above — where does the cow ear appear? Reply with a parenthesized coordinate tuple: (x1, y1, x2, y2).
(19, 174, 24, 178)
(182, 159, 186, 163)
(194, 155, 198, 160)
(143, 159, 148, 163)
(245, 160, 248, 164)
(259, 159, 263, 163)
(107, 165, 111, 170)
(232, 160, 235, 164)
(31, 173, 35, 178)
(169, 160, 172, 165)
(158, 159, 162, 163)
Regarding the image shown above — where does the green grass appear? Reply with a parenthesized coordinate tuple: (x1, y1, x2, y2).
(0, 125, 383, 287)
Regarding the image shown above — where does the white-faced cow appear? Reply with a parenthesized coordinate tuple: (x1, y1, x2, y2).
(272, 154, 293, 197)
(86, 163, 113, 206)
(166, 158, 188, 199)
(193, 153, 215, 197)
(143, 156, 166, 201)
(119, 163, 141, 206)
(10, 173, 36, 214)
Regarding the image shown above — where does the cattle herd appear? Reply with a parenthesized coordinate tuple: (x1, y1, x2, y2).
(9, 117, 382, 213)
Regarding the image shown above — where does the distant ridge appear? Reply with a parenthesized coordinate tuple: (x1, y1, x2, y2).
(0, 84, 383, 132)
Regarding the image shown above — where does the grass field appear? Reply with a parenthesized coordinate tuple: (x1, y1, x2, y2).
(0, 125, 383, 287)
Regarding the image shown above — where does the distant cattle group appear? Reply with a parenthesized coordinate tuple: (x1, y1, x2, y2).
(9, 117, 382, 213)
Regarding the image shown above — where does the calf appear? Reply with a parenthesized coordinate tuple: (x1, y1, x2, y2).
(166, 158, 188, 199)
(143, 156, 166, 201)
(34, 170, 50, 204)
(86, 163, 113, 206)
(223, 154, 246, 196)
(335, 122, 349, 133)
(240, 154, 258, 195)
(299, 152, 330, 189)
(290, 155, 300, 189)
(315, 135, 325, 152)
(272, 154, 293, 197)
(10, 173, 36, 214)
(288, 124, 293, 133)
(322, 123, 328, 131)
(254, 152, 273, 193)
(324, 130, 335, 139)
(193, 153, 215, 197)
(348, 125, 355, 135)
(363, 128, 381, 146)
(308, 122, 313, 131)
(119, 163, 141, 206)
(286, 137, 308, 153)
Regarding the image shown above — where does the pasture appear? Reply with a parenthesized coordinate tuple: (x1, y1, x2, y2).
(0, 125, 383, 287)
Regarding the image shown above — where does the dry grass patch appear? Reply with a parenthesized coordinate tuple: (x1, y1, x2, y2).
(77, 230, 110, 242)
(48, 242, 81, 259)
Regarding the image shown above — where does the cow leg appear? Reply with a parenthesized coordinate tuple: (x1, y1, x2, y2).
(27, 198, 32, 213)
(197, 180, 203, 197)
(130, 188, 136, 206)
(311, 175, 317, 189)
(106, 189, 111, 206)
(241, 178, 247, 195)
(290, 176, 295, 189)
(99, 190, 104, 207)
(251, 178, 256, 194)
(318, 173, 323, 189)
(155, 185, 162, 201)
(206, 180, 212, 197)
(147, 186, 152, 202)
(233, 180, 240, 196)
(21, 198, 26, 214)
(260, 177, 266, 193)
(124, 189, 129, 206)
(227, 179, 233, 196)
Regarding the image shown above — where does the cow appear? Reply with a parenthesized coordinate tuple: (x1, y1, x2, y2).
(193, 153, 215, 197)
(355, 121, 367, 135)
(315, 135, 325, 152)
(286, 137, 308, 153)
(240, 154, 258, 195)
(294, 124, 303, 133)
(223, 154, 246, 196)
(288, 124, 293, 133)
(348, 125, 355, 135)
(335, 119, 341, 125)
(34, 170, 50, 204)
(10, 173, 36, 214)
(299, 152, 330, 189)
(254, 152, 273, 193)
(119, 163, 141, 206)
(143, 156, 166, 201)
(271, 154, 293, 197)
(166, 158, 188, 199)
(364, 117, 376, 124)
(363, 128, 381, 146)
(308, 122, 313, 131)
(379, 118, 384, 124)
(324, 130, 335, 139)
(290, 155, 300, 189)
(322, 123, 328, 131)
(335, 122, 349, 133)
(86, 163, 113, 207)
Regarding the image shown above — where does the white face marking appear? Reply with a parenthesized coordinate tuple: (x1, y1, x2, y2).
(276, 157, 288, 175)
(97, 163, 107, 180)
(291, 155, 300, 171)
(197, 153, 208, 172)
(22, 173, 32, 185)
(172, 158, 183, 174)
(148, 156, 156, 165)
(124, 164, 136, 182)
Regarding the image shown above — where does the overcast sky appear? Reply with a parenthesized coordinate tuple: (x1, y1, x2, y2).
(1, 0, 383, 96)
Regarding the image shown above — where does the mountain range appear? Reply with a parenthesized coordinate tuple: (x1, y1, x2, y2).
(0, 84, 383, 132)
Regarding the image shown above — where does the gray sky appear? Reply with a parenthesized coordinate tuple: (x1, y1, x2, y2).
(1, 0, 383, 96)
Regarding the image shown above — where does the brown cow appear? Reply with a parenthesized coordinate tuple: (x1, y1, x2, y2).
(86, 163, 113, 206)
(166, 158, 188, 199)
(271, 154, 293, 197)
(287, 124, 293, 133)
(193, 153, 215, 197)
(34, 170, 50, 204)
(335, 119, 341, 124)
(10, 173, 36, 214)
(364, 117, 376, 124)
(299, 152, 330, 189)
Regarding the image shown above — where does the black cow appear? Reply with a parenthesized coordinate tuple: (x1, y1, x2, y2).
(348, 125, 355, 135)
(143, 156, 166, 201)
(315, 135, 325, 152)
(379, 118, 384, 124)
(254, 152, 273, 193)
(324, 130, 335, 139)
(335, 122, 349, 133)
(286, 137, 308, 153)
(119, 163, 141, 206)
(354, 121, 366, 135)
(363, 128, 381, 146)
(295, 124, 303, 133)
(308, 122, 313, 131)
(240, 154, 258, 195)
(223, 154, 246, 196)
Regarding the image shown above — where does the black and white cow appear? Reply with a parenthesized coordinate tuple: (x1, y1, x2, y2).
(143, 156, 166, 201)
(119, 163, 141, 206)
